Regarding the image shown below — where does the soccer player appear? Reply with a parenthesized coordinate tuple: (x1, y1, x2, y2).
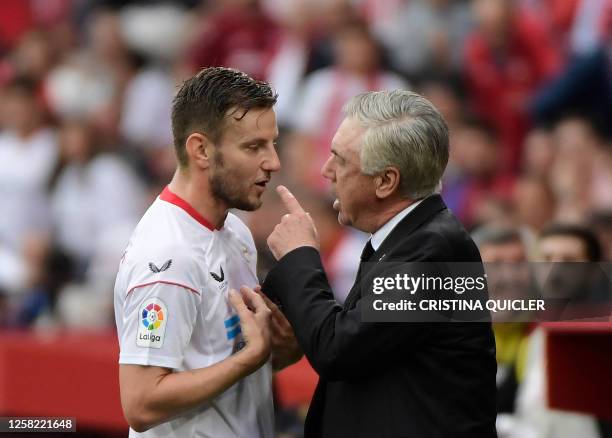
(114, 67, 297, 437)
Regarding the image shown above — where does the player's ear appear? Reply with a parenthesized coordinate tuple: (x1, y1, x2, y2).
(185, 132, 212, 170)
(374, 166, 401, 199)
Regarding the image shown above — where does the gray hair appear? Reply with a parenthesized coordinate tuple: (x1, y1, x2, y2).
(343, 90, 449, 199)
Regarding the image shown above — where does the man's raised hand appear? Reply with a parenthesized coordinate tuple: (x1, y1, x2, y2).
(267, 185, 319, 260)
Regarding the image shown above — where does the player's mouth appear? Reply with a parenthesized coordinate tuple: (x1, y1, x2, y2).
(254, 178, 269, 189)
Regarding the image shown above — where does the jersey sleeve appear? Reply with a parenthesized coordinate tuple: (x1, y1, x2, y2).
(117, 252, 203, 370)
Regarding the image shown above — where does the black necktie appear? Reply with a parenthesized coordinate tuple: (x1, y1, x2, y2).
(360, 240, 375, 261)
(346, 240, 375, 308)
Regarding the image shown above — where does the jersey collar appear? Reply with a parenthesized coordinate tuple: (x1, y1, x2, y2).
(159, 186, 219, 231)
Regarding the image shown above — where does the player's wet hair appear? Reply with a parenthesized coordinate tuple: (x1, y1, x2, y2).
(171, 67, 277, 168)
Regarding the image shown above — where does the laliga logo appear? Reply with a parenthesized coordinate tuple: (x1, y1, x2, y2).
(141, 303, 164, 342)
(137, 298, 167, 348)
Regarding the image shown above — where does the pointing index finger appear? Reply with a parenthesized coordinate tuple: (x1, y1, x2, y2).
(276, 185, 305, 214)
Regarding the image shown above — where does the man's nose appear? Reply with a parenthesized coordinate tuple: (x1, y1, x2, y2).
(264, 147, 281, 172)
(321, 155, 334, 180)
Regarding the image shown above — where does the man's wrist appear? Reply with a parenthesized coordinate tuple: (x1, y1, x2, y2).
(279, 244, 318, 260)
(264, 246, 322, 291)
(231, 346, 269, 375)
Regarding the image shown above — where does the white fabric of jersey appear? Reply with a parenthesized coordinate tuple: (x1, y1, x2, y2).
(114, 186, 273, 438)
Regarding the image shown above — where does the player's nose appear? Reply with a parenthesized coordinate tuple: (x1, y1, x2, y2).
(263, 147, 281, 172)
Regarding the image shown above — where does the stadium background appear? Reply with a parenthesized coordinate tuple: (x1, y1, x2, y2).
(0, 0, 611, 436)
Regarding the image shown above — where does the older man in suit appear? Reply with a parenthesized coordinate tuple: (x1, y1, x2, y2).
(262, 90, 497, 437)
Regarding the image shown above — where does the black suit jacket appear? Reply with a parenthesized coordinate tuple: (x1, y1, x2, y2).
(263, 195, 497, 438)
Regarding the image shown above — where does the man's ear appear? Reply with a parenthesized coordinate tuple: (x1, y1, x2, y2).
(374, 167, 401, 199)
(185, 132, 213, 170)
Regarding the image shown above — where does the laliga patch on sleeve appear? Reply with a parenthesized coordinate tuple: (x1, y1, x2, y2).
(136, 298, 168, 349)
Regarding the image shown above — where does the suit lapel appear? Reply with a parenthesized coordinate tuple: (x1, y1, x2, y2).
(343, 195, 448, 309)
(374, 195, 447, 260)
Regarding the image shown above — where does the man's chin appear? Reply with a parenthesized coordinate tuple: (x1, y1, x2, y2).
(233, 196, 263, 212)
(337, 212, 351, 227)
(227, 192, 263, 211)
(235, 204, 260, 212)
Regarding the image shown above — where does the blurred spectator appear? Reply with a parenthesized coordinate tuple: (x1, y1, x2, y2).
(119, 60, 174, 150)
(297, 0, 362, 73)
(120, 3, 190, 63)
(186, 0, 280, 80)
(567, 0, 611, 55)
(550, 114, 612, 222)
(354, 0, 407, 29)
(536, 223, 610, 318)
(465, 0, 562, 171)
(5, 29, 57, 82)
(475, 226, 528, 263)
(533, 47, 612, 134)
(513, 174, 556, 234)
(538, 223, 602, 262)
(0, 77, 56, 296)
(370, 0, 473, 79)
(0, 0, 70, 51)
(473, 226, 533, 428)
(0, 0, 36, 51)
(521, 127, 555, 178)
(263, 0, 315, 126)
(291, 21, 407, 191)
(10, 236, 74, 328)
(45, 8, 127, 121)
(443, 116, 515, 229)
(530, 0, 612, 136)
(419, 76, 466, 132)
(49, 119, 146, 268)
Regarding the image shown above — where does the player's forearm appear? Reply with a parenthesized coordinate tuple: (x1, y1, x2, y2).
(123, 350, 263, 432)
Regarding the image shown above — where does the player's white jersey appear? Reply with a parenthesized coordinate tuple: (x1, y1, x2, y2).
(114, 186, 273, 438)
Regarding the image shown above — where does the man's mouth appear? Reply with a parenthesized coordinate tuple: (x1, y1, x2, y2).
(333, 199, 340, 211)
(254, 179, 269, 188)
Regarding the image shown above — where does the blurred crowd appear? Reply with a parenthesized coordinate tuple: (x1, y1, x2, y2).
(0, 0, 611, 436)
(1, 0, 610, 329)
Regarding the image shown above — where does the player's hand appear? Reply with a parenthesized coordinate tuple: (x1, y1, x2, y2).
(254, 286, 303, 370)
(228, 286, 272, 370)
(267, 185, 319, 260)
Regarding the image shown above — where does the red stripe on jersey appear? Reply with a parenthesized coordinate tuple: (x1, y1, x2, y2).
(127, 280, 201, 296)
(159, 186, 218, 231)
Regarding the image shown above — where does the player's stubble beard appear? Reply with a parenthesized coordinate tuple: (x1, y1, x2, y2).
(209, 149, 263, 211)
